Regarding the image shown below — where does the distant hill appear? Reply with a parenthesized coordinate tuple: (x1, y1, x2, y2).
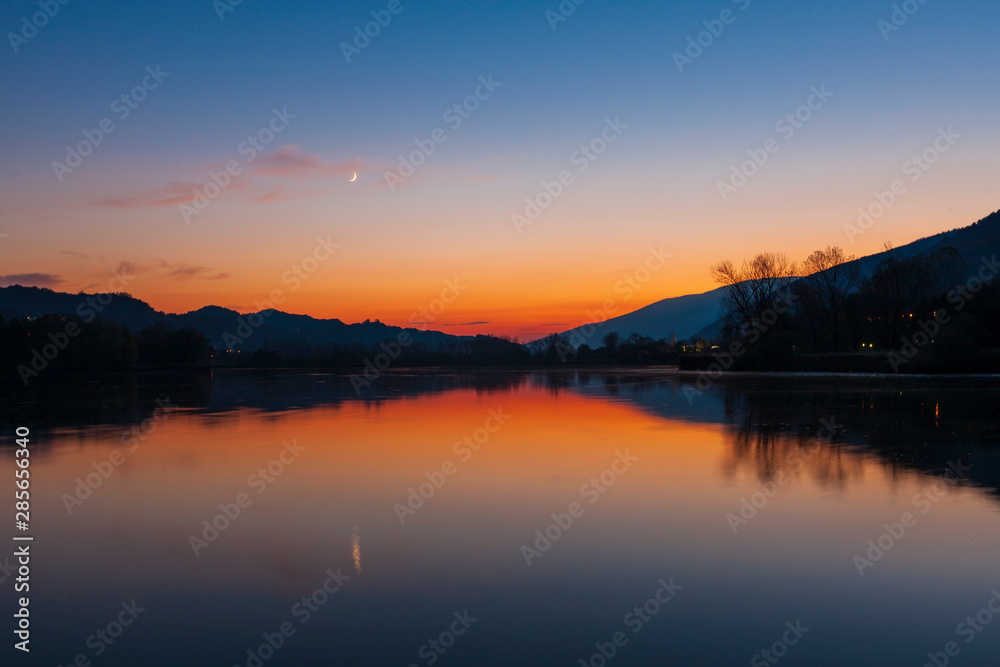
(168, 306, 463, 351)
(0, 287, 164, 331)
(0, 286, 468, 352)
(559, 209, 1000, 345)
(922, 209, 1000, 269)
(560, 286, 729, 347)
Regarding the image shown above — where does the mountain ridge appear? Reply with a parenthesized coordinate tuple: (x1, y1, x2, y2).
(557, 209, 1000, 346)
(0, 286, 469, 352)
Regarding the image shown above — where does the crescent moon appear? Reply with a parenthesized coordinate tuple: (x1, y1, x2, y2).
(349, 172, 358, 182)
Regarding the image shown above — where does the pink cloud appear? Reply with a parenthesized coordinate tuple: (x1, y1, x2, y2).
(252, 145, 362, 179)
(95, 145, 370, 210)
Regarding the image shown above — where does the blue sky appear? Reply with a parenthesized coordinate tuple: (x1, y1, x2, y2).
(1, 0, 997, 336)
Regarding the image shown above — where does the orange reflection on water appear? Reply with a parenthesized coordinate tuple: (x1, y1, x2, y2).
(27, 379, 1000, 603)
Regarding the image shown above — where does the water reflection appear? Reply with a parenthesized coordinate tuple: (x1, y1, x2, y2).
(3, 370, 1000, 666)
(352, 525, 363, 575)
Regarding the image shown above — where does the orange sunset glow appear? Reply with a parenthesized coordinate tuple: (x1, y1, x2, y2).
(7, 187, 994, 340)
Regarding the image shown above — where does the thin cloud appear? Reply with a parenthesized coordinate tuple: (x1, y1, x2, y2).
(95, 181, 250, 209)
(251, 184, 321, 203)
(252, 145, 361, 179)
(0, 273, 64, 288)
(116, 260, 140, 275)
(95, 145, 369, 210)
(441, 321, 490, 326)
(253, 184, 286, 203)
(157, 261, 230, 281)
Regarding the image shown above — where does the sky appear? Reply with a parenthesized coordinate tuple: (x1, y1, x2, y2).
(1, 0, 998, 340)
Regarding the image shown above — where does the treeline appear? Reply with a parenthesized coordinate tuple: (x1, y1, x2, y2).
(0, 316, 212, 383)
(694, 245, 1000, 373)
(1, 316, 542, 379)
(527, 331, 700, 365)
(7, 316, 698, 374)
(215, 334, 534, 368)
(224, 331, 704, 369)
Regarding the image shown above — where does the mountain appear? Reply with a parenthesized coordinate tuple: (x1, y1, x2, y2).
(559, 209, 1000, 345)
(921, 209, 1000, 269)
(0, 286, 164, 331)
(0, 286, 469, 352)
(560, 286, 729, 347)
(167, 307, 463, 351)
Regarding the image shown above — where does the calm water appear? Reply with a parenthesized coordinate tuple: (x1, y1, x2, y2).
(4, 370, 1000, 666)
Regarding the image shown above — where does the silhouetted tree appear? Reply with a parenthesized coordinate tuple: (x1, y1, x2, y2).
(137, 324, 212, 365)
(602, 332, 621, 358)
(711, 252, 797, 337)
(797, 246, 859, 351)
(852, 247, 964, 348)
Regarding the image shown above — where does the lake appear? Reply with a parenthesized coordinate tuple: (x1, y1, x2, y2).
(5, 369, 1000, 666)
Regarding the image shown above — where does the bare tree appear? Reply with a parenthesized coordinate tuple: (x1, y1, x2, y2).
(800, 246, 859, 351)
(711, 252, 798, 335)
